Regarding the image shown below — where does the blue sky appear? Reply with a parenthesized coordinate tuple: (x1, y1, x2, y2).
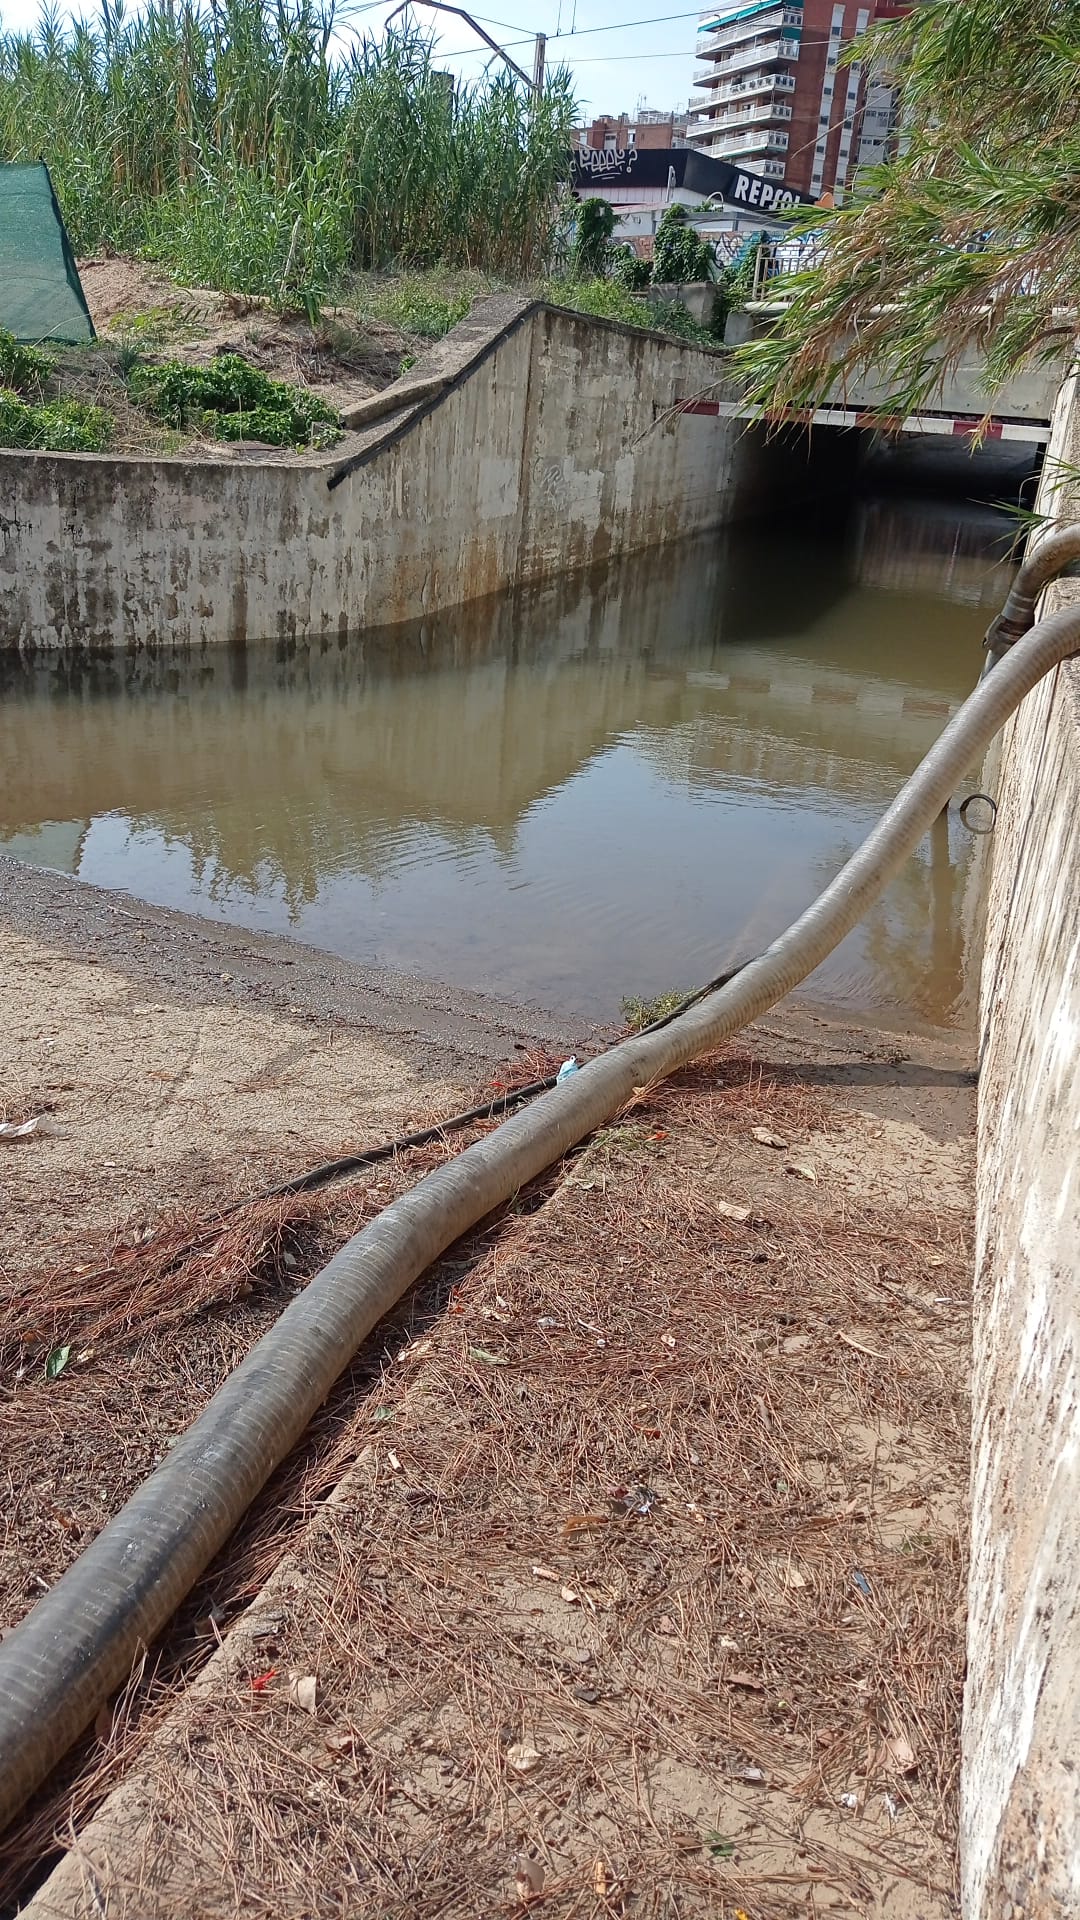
(0, 0, 703, 119)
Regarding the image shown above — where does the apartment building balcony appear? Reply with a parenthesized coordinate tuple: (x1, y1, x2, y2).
(709, 98, 793, 128)
(709, 126, 790, 156)
(700, 35, 800, 78)
(717, 67, 795, 99)
(697, 5, 802, 54)
(692, 59, 798, 97)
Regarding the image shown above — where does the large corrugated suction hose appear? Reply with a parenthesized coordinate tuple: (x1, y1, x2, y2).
(1, 601, 1078, 1836)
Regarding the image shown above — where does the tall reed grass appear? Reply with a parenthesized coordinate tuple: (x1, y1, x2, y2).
(0, 0, 575, 300)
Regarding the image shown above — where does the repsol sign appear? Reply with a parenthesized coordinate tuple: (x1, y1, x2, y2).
(728, 167, 804, 212)
(570, 144, 815, 211)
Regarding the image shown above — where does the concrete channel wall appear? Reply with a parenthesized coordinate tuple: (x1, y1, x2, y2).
(0, 295, 841, 652)
(965, 374, 1080, 1916)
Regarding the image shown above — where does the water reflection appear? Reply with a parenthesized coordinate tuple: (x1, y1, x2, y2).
(0, 497, 1014, 1024)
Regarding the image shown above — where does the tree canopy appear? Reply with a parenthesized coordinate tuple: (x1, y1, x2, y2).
(736, 0, 1080, 416)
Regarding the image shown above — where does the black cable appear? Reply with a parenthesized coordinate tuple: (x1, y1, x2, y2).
(263, 1076, 559, 1198)
(259, 960, 750, 1204)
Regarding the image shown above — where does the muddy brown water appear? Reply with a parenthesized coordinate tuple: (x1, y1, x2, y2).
(0, 494, 1015, 1026)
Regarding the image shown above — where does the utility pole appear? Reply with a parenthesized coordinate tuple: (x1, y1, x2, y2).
(386, 0, 544, 95)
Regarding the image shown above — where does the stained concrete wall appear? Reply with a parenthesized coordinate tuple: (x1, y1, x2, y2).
(0, 295, 843, 652)
(965, 372, 1080, 1916)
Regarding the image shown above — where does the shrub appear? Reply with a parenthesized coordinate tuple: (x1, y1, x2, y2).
(374, 289, 471, 338)
(653, 206, 716, 286)
(543, 277, 651, 328)
(570, 197, 617, 279)
(0, 389, 112, 451)
(129, 353, 341, 446)
(610, 245, 652, 292)
(0, 330, 52, 396)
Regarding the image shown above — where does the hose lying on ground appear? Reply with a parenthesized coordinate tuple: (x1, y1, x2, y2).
(1, 599, 1078, 1837)
(265, 965, 747, 1201)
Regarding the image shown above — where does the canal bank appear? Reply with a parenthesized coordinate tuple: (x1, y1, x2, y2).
(0, 296, 857, 653)
(0, 866, 975, 1916)
(2, 286, 1072, 1913)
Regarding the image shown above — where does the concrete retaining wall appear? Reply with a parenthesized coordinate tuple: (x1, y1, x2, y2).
(0, 295, 842, 652)
(965, 374, 1080, 1915)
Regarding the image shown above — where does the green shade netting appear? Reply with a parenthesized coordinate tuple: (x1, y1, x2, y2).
(0, 163, 94, 344)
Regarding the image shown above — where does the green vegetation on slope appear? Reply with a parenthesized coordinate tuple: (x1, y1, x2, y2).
(0, 324, 344, 454)
(0, 388, 111, 452)
(130, 355, 341, 447)
(735, 0, 1080, 415)
(0, 0, 575, 306)
(0, 329, 111, 450)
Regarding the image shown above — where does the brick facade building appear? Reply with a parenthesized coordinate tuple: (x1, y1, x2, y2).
(687, 0, 910, 201)
(575, 110, 689, 155)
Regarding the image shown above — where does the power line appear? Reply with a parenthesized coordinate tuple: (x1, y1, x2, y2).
(565, 45, 702, 59)
(361, 0, 843, 55)
(548, 7, 707, 35)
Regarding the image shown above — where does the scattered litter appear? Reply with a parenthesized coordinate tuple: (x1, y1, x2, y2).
(733, 1765, 767, 1785)
(468, 1346, 509, 1367)
(532, 1565, 560, 1583)
(374, 1407, 395, 1422)
(839, 1791, 860, 1811)
(782, 1333, 811, 1355)
(287, 1673, 318, 1715)
(719, 1635, 739, 1651)
(537, 1316, 562, 1330)
(878, 1730, 917, 1774)
(0, 1116, 63, 1141)
(560, 1585, 579, 1605)
(705, 1833, 735, 1860)
(786, 1162, 818, 1182)
(782, 1565, 808, 1589)
(715, 1199, 752, 1223)
(506, 1741, 542, 1774)
(386, 1450, 402, 1472)
(326, 1729, 358, 1756)
(250, 1669, 277, 1693)
(608, 1482, 653, 1515)
(592, 1856, 612, 1897)
(751, 1127, 787, 1149)
(852, 1569, 872, 1598)
(396, 1337, 432, 1362)
(515, 1853, 545, 1901)
(882, 1792, 901, 1819)
(660, 1331, 676, 1348)
(45, 1345, 71, 1381)
(556, 1058, 579, 1083)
